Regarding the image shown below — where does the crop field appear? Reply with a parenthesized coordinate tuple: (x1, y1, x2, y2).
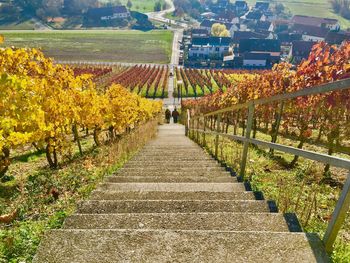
(0, 30, 173, 64)
(99, 0, 165, 13)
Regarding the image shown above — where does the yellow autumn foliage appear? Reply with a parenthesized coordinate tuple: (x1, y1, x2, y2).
(0, 47, 162, 174)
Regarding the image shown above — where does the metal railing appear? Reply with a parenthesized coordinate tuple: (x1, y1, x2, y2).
(186, 78, 350, 254)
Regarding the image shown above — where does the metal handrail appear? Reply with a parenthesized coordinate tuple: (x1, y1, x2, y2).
(186, 77, 350, 254)
(195, 78, 350, 118)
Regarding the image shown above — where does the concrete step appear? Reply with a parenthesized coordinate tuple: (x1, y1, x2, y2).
(136, 153, 208, 157)
(123, 162, 221, 168)
(96, 182, 245, 192)
(63, 212, 291, 232)
(33, 230, 329, 263)
(90, 190, 256, 201)
(77, 200, 270, 214)
(139, 148, 205, 152)
(114, 170, 232, 177)
(118, 167, 226, 173)
(130, 158, 214, 162)
(126, 160, 219, 165)
(105, 175, 236, 183)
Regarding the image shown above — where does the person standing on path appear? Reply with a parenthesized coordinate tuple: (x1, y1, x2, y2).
(165, 109, 171, 123)
(172, 108, 180, 123)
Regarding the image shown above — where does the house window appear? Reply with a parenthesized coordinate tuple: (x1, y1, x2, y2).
(215, 47, 220, 52)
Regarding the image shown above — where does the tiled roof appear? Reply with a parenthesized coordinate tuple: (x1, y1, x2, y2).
(325, 31, 350, 44)
(192, 36, 231, 46)
(292, 24, 330, 38)
(86, 6, 128, 18)
(292, 15, 338, 27)
(256, 20, 271, 30)
(232, 31, 268, 43)
(239, 39, 281, 52)
(291, 41, 316, 57)
(235, 1, 248, 7)
(200, 19, 233, 30)
(255, 2, 269, 11)
(246, 11, 263, 20)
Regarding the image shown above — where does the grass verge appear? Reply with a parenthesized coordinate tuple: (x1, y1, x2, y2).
(0, 118, 159, 262)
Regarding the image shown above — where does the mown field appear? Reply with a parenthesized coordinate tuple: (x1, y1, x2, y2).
(244, 0, 350, 29)
(99, 0, 165, 13)
(0, 30, 173, 64)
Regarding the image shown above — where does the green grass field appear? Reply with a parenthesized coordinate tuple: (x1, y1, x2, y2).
(244, 0, 350, 29)
(99, 0, 165, 13)
(0, 30, 173, 64)
(0, 19, 35, 30)
(279, 0, 350, 29)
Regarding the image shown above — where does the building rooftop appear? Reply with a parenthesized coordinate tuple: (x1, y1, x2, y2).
(292, 24, 330, 38)
(192, 36, 231, 46)
(239, 39, 281, 52)
(86, 6, 128, 19)
(291, 41, 316, 57)
(291, 15, 338, 27)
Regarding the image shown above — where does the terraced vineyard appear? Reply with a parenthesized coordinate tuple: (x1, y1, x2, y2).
(175, 68, 258, 98)
(72, 64, 169, 99)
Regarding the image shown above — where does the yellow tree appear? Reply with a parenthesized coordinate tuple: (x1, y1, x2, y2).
(211, 23, 230, 37)
(0, 73, 46, 178)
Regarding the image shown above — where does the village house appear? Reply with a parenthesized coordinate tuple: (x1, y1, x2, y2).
(188, 36, 231, 60)
(199, 19, 238, 37)
(289, 40, 315, 64)
(291, 24, 329, 42)
(86, 6, 130, 21)
(232, 30, 268, 44)
(325, 31, 350, 45)
(242, 52, 279, 68)
(277, 32, 302, 45)
(237, 38, 281, 68)
(234, 1, 249, 14)
(291, 15, 340, 31)
(255, 1, 270, 12)
(239, 39, 281, 53)
(191, 28, 209, 38)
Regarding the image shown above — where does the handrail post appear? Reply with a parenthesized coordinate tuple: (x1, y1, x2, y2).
(203, 116, 207, 147)
(215, 114, 222, 158)
(196, 116, 200, 143)
(270, 102, 284, 154)
(185, 109, 190, 137)
(191, 118, 195, 138)
(323, 172, 350, 253)
(240, 102, 255, 178)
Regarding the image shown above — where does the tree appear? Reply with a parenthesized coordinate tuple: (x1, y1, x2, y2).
(274, 3, 285, 15)
(154, 1, 162, 12)
(211, 23, 230, 37)
(127, 0, 132, 9)
(64, 0, 98, 15)
(175, 7, 185, 17)
(0, 47, 162, 175)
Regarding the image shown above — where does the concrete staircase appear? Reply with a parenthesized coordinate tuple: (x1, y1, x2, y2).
(33, 124, 329, 263)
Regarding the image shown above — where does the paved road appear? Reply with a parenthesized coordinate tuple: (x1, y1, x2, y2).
(146, 0, 188, 29)
(147, 0, 187, 109)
